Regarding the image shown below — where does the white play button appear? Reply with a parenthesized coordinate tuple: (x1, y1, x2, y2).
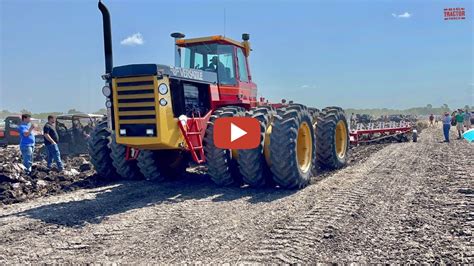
(230, 123, 247, 142)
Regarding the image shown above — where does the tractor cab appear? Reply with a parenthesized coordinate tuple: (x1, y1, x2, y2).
(174, 35, 257, 105)
(2, 116, 21, 145)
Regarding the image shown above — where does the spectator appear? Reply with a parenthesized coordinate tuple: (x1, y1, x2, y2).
(455, 109, 465, 139)
(435, 115, 439, 125)
(451, 111, 457, 126)
(464, 109, 472, 130)
(442, 112, 451, 142)
(350, 113, 356, 129)
(83, 121, 93, 140)
(18, 114, 37, 174)
(72, 119, 83, 143)
(429, 113, 434, 127)
(43, 115, 64, 171)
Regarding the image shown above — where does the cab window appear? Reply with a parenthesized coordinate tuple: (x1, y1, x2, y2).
(180, 43, 236, 85)
(237, 48, 249, 82)
(193, 53, 203, 69)
(216, 52, 235, 84)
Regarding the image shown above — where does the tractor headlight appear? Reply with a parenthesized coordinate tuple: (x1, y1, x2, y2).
(102, 85, 111, 97)
(105, 100, 112, 108)
(159, 98, 168, 106)
(178, 114, 188, 126)
(158, 84, 168, 95)
(146, 129, 154, 135)
(119, 129, 126, 135)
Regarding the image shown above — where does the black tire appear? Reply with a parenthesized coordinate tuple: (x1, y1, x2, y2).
(203, 106, 245, 186)
(269, 104, 316, 189)
(308, 107, 320, 176)
(110, 134, 142, 179)
(316, 106, 349, 170)
(308, 107, 320, 125)
(87, 121, 117, 178)
(137, 150, 188, 181)
(237, 106, 275, 188)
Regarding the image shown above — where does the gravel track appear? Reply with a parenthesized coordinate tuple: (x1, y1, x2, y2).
(0, 127, 471, 264)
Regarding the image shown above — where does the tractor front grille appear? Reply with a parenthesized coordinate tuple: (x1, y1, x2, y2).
(114, 76, 158, 137)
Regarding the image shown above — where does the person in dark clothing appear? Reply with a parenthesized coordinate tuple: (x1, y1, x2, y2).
(72, 120, 83, 140)
(209, 56, 225, 73)
(73, 119, 87, 148)
(43, 115, 64, 171)
(83, 121, 93, 140)
(442, 112, 451, 142)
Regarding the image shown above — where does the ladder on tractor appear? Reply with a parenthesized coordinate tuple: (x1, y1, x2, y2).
(178, 116, 206, 163)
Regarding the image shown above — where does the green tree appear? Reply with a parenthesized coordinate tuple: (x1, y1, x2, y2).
(94, 108, 107, 115)
(67, 108, 81, 114)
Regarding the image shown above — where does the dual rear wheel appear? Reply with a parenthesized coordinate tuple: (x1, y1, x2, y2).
(204, 104, 349, 189)
(268, 104, 315, 188)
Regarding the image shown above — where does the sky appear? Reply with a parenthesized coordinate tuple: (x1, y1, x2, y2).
(0, 0, 473, 113)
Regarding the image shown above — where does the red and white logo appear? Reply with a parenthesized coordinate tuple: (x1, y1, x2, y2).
(214, 117, 260, 149)
(444, 7, 466, 20)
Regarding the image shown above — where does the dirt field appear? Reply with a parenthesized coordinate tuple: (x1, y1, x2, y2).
(0, 146, 103, 204)
(0, 126, 472, 264)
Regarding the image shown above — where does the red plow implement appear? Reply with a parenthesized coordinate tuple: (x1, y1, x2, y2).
(350, 121, 414, 145)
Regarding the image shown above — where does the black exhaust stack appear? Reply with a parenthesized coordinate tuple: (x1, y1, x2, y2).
(98, 1, 113, 75)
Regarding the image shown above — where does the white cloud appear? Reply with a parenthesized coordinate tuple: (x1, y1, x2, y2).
(120, 33, 144, 46)
(392, 12, 412, 19)
(300, 84, 316, 89)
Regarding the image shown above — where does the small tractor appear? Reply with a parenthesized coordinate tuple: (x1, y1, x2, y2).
(39, 114, 105, 156)
(89, 1, 349, 189)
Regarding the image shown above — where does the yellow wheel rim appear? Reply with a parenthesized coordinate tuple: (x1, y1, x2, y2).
(296, 122, 312, 173)
(263, 124, 272, 166)
(231, 149, 238, 160)
(335, 120, 348, 159)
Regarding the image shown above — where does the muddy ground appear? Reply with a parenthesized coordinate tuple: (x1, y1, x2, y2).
(0, 146, 104, 204)
(0, 126, 472, 263)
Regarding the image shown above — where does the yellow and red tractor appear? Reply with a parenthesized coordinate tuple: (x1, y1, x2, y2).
(89, 1, 349, 189)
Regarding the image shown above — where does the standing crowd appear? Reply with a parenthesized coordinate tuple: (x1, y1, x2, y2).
(440, 108, 472, 143)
